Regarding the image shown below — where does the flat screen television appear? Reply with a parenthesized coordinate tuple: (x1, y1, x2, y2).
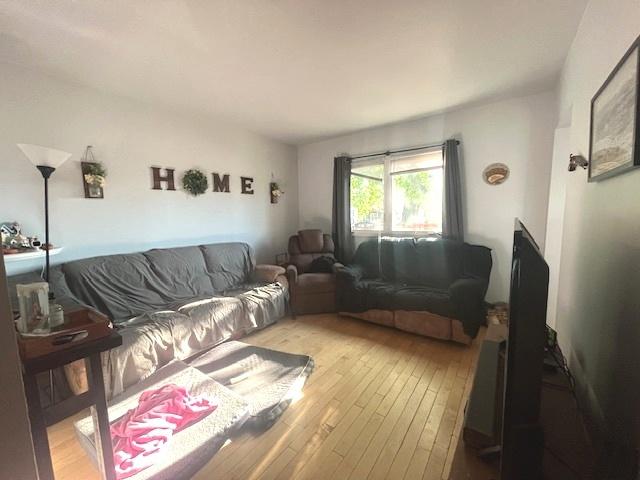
(500, 219, 549, 480)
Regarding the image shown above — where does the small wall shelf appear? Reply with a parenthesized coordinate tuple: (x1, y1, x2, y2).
(3, 247, 63, 263)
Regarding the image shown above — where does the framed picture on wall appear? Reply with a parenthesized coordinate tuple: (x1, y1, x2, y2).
(589, 35, 640, 182)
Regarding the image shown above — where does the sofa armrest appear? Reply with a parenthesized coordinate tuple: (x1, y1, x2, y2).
(335, 264, 365, 284)
(275, 273, 289, 291)
(449, 277, 489, 339)
(286, 264, 299, 285)
(449, 277, 488, 303)
(253, 264, 286, 283)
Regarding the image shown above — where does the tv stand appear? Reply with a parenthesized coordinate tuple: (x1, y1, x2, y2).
(449, 324, 595, 479)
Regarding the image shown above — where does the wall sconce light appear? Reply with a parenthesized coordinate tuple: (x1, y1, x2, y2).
(568, 154, 589, 172)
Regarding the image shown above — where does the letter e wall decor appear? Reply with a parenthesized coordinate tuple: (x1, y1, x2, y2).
(241, 176, 254, 194)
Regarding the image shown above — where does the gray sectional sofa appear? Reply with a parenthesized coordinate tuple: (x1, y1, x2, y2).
(9, 242, 288, 399)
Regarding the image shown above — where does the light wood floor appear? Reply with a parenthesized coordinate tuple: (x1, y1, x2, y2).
(48, 314, 483, 480)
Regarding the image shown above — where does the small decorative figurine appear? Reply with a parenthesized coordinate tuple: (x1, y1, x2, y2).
(1, 222, 44, 253)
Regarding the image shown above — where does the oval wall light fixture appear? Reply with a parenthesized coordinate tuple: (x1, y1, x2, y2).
(483, 163, 510, 185)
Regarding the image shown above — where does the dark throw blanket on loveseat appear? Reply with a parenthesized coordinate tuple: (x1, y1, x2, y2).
(336, 237, 492, 342)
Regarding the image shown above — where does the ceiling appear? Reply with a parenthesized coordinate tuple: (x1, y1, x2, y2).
(0, 0, 588, 144)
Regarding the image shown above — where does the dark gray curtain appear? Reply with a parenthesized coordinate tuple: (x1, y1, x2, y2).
(442, 139, 464, 241)
(332, 156, 353, 262)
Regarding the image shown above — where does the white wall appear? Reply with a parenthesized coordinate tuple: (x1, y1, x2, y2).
(544, 127, 571, 329)
(551, 0, 640, 455)
(297, 92, 557, 302)
(1, 65, 298, 275)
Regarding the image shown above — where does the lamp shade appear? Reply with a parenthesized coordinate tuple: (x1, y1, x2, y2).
(17, 143, 72, 169)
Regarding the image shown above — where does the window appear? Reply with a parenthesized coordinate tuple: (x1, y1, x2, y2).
(350, 162, 384, 231)
(350, 148, 443, 234)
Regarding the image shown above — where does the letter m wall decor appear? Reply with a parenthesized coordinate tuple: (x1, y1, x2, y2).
(212, 173, 230, 192)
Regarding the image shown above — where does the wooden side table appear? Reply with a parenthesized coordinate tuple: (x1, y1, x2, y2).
(21, 325, 122, 480)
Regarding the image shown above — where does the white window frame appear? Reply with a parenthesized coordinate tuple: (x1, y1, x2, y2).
(351, 147, 444, 237)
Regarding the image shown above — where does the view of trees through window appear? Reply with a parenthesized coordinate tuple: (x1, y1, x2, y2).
(350, 163, 384, 231)
(393, 170, 431, 224)
(350, 150, 443, 233)
(392, 168, 442, 232)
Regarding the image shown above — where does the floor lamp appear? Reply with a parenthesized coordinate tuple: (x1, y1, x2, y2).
(17, 144, 72, 287)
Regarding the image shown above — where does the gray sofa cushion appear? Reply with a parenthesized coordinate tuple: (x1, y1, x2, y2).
(225, 283, 288, 330)
(109, 299, 244, 399)
(60, 243, 259, 323)
(380, 237, 417, 283)
(104, 287, 288, 399)
(62, 253, 172, 321)
(392, 285, 455, 318)
(414, 238, 465, 289)
(201, 243, 255, 291)
(380, 237, 466, 288)
(103, 312, 185, 398)
(144, 246, 215, 299)
(364, 280, 399, 310)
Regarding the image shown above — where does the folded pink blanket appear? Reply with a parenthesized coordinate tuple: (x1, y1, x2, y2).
(110, 383, 218, 479)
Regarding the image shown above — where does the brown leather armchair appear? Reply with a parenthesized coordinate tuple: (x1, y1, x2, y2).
(286, 229, 341, 316)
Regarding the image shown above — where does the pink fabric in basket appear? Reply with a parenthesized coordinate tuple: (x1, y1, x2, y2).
(110, 383, 217, 479)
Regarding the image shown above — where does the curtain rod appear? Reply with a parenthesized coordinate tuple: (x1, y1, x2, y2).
(348, 140, 459, 161)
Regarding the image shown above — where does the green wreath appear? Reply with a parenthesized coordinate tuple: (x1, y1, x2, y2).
(182, 169, 209, 196)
